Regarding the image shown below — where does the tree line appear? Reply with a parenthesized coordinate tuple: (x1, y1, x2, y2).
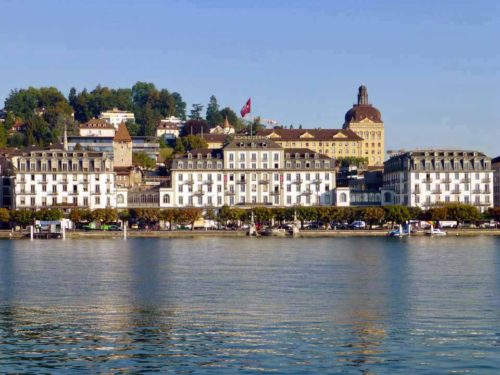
(1, 83, 264, 152)
(1, 204, 498, 230)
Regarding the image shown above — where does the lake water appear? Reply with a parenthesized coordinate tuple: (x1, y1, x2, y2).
(0, 236, 499, 374)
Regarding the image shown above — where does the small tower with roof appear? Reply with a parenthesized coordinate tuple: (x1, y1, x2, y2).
(113, 122, 132, 168)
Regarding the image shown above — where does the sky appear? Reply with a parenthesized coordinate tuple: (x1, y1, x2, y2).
(0, 0, 499, 156)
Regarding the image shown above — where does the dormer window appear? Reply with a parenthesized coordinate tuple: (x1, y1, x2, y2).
(305, 153, 309, 159)
(295, 153, 299, 159)
(197, 153, 202, 159)
(188, 153, 192, 159)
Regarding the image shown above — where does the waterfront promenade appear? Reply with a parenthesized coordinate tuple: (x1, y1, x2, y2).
(1, 228, 500, 239)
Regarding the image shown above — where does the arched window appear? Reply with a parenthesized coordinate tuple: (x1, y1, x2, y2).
(117, 194, 124, 204)
(340, 193, 347, 203)
(163, 194, 170, 204)
(384, 192, 392, 203)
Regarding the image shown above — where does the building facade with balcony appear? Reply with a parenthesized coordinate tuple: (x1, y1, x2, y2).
(2, 147, 116, 211)
(383, 150, 493, 212)
(164, 137, 336, 208)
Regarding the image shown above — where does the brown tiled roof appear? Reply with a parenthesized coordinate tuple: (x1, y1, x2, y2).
(201, 134, 228, 143)
(80, 119, 114, 129)
(284, 148, 331, 160)
(113, 122, 132, 142)
(257, 128, 363, 142)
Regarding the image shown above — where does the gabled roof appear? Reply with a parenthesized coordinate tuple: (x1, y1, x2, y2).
(224, 137, 282, 150)
(113, 122, 132, 142)
(283, 148, 332, 160)
(257, 128, 363, 142)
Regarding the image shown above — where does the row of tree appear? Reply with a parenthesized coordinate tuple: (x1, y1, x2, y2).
(1, 204, 498, 230)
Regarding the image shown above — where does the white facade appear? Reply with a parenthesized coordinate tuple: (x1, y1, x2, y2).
(10, 149, 116, 210)
(99, 108, 135, 129)
(165, 138, 335, 208)
(156, 121, 180, 139)
(384, 150, 493, 212)
(493, 156, 500, 207)
(79, 120, 116, 137)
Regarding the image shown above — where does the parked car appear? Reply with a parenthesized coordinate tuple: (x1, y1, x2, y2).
(350, 220, 366, 229)
(331, 221, 349, 230)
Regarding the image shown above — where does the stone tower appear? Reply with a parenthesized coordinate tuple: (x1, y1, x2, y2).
(343, 85, 385, 167)
(113, 122, 132, 168)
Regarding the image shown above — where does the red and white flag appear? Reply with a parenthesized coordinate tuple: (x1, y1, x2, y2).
(240, 98, 251, 117)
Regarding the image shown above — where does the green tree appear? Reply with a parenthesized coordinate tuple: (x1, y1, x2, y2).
(296, 206, 317, 228)
(185, 134, 208, 150)
(384, 206, 411, 228)
(69, 208, 92, 225)
(206, 95, 223, 127)
(189, 104, 204, 120)
(159, 209, 177, 230)
(10, 209, 34, 228)
(252, 207, 273, 225)
(35, 208, 63, 221)
(0, 208, 10, 224)
(125, 119, 140, 136)
(132, 152, 156, 169)
(159, 147, 174, 163)
(171, 92, 186, 120)
(177, 208, 203, 230)
(361, 207, 385, 229)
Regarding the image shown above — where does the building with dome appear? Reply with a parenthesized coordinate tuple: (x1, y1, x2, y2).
(343, 85, 385, 166)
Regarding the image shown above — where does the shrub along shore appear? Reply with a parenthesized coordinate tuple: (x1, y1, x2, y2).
(0, 204, 498, 237)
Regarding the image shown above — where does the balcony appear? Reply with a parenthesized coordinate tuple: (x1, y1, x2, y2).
(451, 189, 461, 194)
(432, 190, 442, 194)
(226, 190, 236, 195)
(312, 179, 323, 184)
(270, 190, 280, 196)
(258, 179, 269, 184)
(461, 178, 471, 183)
(193, 190, 204, 196)
(482, 178, 491, 183)
(424, 178, 433, 183)
(184, 180, 194, 185)
(293, 179, 303, 184)
(236, 180, 246, 185)
(441, 178, 451, 183)
(204, 180, 213, 185)
(301, 190, 313, 196)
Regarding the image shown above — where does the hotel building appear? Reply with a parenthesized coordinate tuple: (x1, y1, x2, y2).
(164, 137, 336, 208)
(3, 146, 116, 211)
(383, 150, 493, 212)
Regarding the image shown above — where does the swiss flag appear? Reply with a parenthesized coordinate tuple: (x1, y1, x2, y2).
(240, 98, 251, 117)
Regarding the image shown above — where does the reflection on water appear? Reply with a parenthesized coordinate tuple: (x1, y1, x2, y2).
(0, 237, 499, 373)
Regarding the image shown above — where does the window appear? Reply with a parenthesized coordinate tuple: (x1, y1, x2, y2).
(163, 194, 170, 204)
(340, 193, 347, 203)
(117, 194, 124, 204)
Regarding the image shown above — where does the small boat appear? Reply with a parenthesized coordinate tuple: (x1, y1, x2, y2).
(425, 225, 447, 236)
(387, 224, 409, 237)
(260, 227, 288, 237)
